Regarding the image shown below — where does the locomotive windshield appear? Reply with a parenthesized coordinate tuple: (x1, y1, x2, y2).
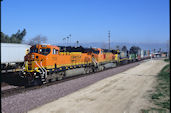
(30, 48, 51, 55)
(30, 48, 38, 53)
(39, 48, 51, 55)
(93, 51, 99, 54)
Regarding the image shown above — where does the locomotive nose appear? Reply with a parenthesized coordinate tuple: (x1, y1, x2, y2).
(25, 53, 39, 61)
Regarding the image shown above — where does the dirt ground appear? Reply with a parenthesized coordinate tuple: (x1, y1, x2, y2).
(29, 59, 168, 113)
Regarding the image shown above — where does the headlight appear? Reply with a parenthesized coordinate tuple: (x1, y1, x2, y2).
(34, 67, 38, 70)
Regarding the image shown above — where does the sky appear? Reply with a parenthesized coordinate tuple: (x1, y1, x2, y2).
(1, 0, 170, 46)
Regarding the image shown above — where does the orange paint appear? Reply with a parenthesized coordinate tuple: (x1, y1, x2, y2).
(24, 44, 117, 72)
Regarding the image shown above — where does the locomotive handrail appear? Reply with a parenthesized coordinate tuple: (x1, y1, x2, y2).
(25, 61, 28, 71)
(34, 61, 45, 75)
(40, 62, 47, 79)
(92, 57, 99, 67)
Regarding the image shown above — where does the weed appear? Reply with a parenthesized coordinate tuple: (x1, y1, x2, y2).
(164, 59, 170, 62)
(141, 64, 170, 113)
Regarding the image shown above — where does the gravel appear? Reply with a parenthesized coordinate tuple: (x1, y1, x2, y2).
(1, 85, 18, 91)
(1, 62, 140, 113)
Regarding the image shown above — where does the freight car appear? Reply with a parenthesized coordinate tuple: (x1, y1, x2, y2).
(128, 53, 136, 62)
(23, 44, 118, 86)
(117, 50, 129, 64)
(1, 43, 31, 71)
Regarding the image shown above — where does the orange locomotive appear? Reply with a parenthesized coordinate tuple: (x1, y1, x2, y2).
(23, 44, 117, 86)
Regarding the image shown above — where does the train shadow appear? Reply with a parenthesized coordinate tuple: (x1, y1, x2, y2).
(1, 72, 26, 86)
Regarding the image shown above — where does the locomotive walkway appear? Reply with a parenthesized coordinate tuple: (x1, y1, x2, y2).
(1, 59, 163, 113)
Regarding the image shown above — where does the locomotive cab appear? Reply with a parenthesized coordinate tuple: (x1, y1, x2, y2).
(24, 44, 59, 72)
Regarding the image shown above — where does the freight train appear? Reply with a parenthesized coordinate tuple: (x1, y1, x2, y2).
(1, 43, 31, 71)
(22, 44, 151, 86)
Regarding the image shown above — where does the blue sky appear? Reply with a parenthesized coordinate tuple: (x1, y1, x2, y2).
(2, 0, 170, 45)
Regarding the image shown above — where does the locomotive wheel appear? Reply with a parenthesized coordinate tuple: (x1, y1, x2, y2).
(57, 72, 64, 80)
(51, 78, 56, 82)
(93, 68, 98, 72)
(101, 66, 105, 71)
(83, 67, 89, 74)
(25, 78, 42, 87)
(90, 68, 93, 73)
(85, 69, 89, 74)
(83, 69, 86, 74)
(98, 66, 103, 71)
(34, 78, 42, 86)
(87, 68, 92, 74)
(85, 68, 90, 74)
(48, 79, 52, 82)
(87, 67, 93, 73)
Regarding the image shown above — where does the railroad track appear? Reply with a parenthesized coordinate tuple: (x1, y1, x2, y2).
(1, 68, 24, 73)
(1, 60, 145, 98)
(2, 66, 111, 98)
(1, 70, 98, 98)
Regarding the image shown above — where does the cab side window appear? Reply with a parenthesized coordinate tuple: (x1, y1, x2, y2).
(53, 48, 59, 55)
(53, 49, 56, 54)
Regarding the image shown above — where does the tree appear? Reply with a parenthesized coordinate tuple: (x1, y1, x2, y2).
(1, 32, 10, 43)
(116, 45, 120, 50)
(153, 49, 156, 53)
(121, 45, 127, 52)
(28, 35, 47, 45)
(130, 46, 141, 54)
(1, 29, 26, 43)
(158, 48, 162, 53)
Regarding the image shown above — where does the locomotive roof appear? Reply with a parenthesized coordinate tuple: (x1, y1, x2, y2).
(58, 46, 99, 53)
(32, 44, 60, 49)
(32, 44, 119, 54)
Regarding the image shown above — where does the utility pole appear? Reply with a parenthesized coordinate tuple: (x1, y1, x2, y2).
(108, 30, 110, 50)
